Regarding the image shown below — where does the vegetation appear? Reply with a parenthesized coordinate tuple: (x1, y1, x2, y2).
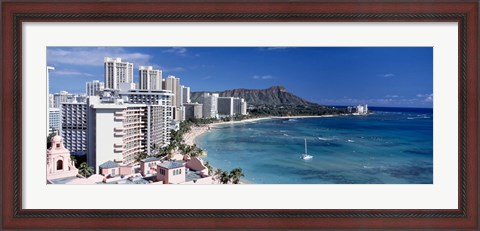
(248, 104, 348, 117)
(214, 168, 245, 184)
(134, 152, 149, 163)
(78, 162, 94, 178)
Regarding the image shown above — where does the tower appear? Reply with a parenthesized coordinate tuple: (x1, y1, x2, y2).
(46, 134, 78, 180)
(104, 57, 133, 89)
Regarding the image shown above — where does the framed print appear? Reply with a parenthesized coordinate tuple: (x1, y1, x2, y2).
(1, 0, 478, 229)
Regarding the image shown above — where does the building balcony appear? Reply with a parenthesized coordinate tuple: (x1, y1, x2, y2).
(114, 147, 125, 152)
(114, 143, 124, 147)
(114, 132, 126, 136)
(114, 126, 124, 131)
(114, 111, 125, 116)
(114, 116, 126, 120)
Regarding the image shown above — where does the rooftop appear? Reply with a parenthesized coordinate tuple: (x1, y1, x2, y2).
(99, 160, 120, 169)
(141, 157, 160, 163)
(158, 160, 185, 169)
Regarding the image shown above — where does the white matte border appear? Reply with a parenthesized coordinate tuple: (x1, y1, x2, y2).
(23, 22, 458, 209)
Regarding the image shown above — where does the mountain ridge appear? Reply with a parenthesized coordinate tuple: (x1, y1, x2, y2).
(190, 86, 319, 106)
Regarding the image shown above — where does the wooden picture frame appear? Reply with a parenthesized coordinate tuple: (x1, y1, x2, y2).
(2, 0, 478, 229)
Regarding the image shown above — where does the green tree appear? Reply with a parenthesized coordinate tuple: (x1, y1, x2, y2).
(204, 162, 214, 176)
(46, 130, 57, 149)
(220, 170, 230, 184)
(134, 152, 148, 163)
(78, 162, 94, 178)
(229, 168, 245, 184)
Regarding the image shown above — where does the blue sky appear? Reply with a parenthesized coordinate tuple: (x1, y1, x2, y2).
(47, 47, 433, 108)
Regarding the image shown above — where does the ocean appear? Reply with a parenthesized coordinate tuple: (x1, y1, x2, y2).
(197, 107, 433, 184)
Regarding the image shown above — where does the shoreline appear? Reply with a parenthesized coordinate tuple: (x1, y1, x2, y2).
(183, 114, 344, 146)
(182, 114, 343, 184)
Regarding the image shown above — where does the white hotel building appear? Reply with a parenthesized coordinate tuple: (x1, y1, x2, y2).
(139, 66, 162, 90)
(87, 96, 146, 173)
(104, 57, 134, 90)
(86, 80, 105, 96)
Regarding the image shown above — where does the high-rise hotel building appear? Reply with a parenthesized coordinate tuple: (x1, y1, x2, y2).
(163, 75, 183, 121)
(119, 89, 174, 154)
(61, 102, 87, 155)
(139, 66, 162, 90)
(87, 96, 146, 173)
(86, 80, 105, 96)
(217, 97, 235, 116)
(104, 57, 133, 90)
(201, 93, 219, 118)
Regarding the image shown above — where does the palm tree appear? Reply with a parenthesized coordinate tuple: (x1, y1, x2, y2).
(134, 152, 148, 163)
(220, 171, 230, 184)
(214, 168, 224, 183)
(229, 168, 245, 184)
(70, 155, 77, 166)
(204, 162, 214, 176)
(78, 162, 94, 178)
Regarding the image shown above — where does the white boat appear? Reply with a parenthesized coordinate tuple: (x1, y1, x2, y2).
(300, 138, 313, 160)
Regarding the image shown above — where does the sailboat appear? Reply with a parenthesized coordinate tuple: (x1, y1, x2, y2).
(300, 138, 313, 160)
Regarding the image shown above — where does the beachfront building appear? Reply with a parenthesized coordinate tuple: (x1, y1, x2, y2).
(139, 66, 162, 90)
(184, 103, 203, 120)
(86, 96, 146, 173)
(356, 104, 369, 115)
(104, 57, 134, 90)
(48, 108, 61, 134)
(217, 97, 234, 116)
(46, 134, 78, 180)
(201, 93, 219, 118)
(233, 97, 248, 115)
(119, 89, 175, 154)
(156, 160, 186, 184)
(61, 102, 88, 155)
(163, 75, 183, 121)
(181, 85, 190, 104)
(86, 80, 105, 96)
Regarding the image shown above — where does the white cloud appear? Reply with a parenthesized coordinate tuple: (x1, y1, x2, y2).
(162, 47, 188, 56)
(51, 70, 94, 77)
(252, 75, 273, 80)
(378, 73, 395, 78)
(163, 66, 186, 72)
(47, 47, 152, 66)
(417, 93, 433, 102)
(385, 95, 399, 98)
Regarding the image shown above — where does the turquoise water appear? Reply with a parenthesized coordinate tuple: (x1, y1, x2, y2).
(197, 107, 433, 184)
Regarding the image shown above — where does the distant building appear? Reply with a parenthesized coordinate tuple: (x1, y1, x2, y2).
(201, 93, 218, 118)
(184, 103, 203, 120)
(46, 134, 78, 180)
(46, 66, 55, 135)
(181, 85, 190, 104)
(48, 108, 61, 134)
(233, 97, 248, 115)
(163, 75, 182, 121)
(86, 80, 105, 96)
(53, 91, 77, 108)
(139, 66, 162, 90)
(356, 104, 368, 115)
(104, 57, 133, 90)
(217, 97, 234, 116)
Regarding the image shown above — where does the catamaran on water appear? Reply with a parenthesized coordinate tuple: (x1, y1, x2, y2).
(300, 138, 313, 160)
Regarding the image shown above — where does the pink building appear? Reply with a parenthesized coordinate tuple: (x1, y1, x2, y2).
(99, 160, 135, 178)
(140, 157, 160, 176)
(156, 160, 186, 184)
(46, 134, 78, 180)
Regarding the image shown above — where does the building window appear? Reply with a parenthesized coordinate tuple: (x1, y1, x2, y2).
(56, 160, 63, 170)
(111, 169, 116, 176)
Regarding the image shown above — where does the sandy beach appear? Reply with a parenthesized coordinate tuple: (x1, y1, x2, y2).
(183, 115, 341, 147)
